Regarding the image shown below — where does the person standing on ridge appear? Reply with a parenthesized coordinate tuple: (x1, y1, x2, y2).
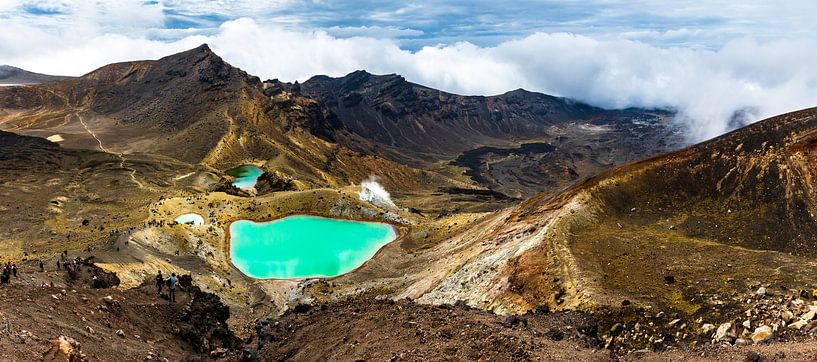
(11, 262, 17, 278)
(155, 271, 164, 296)
(166, 273, 178, 302)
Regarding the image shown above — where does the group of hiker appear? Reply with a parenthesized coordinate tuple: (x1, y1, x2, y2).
(56, 252, 82, 272)
(0, 250, 86, 286)
(1, 261, 17, 284)
(2, 254, 184, 303)
(155, 271, 179, 302)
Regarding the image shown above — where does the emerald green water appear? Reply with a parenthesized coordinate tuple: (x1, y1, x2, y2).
(226, 165, 263, 189)
(229, 215, 397, 279)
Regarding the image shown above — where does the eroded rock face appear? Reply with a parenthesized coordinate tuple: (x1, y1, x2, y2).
(43, 335, 86, 362)
(174, 283, 241, 353)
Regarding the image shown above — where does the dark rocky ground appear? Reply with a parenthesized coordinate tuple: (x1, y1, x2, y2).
(245, 295, 817, 361)
(0, 268, 234, 361)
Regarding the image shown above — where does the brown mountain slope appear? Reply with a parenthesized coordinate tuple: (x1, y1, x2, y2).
(297, 70, 684, 197)
(0, 45, 458, 194)
(461, 105, 817, 326)
(0, 130, 203, 259)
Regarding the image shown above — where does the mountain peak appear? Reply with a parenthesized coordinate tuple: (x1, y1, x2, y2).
(160, 43, 220, 65)
(196, 43, 212, 52)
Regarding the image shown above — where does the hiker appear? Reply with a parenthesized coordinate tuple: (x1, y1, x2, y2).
(39, 260, 44, 272)
(155, 271, 164, 296)
(11, 262, 17, 278)
(1, 265, 9, 284)
(56, 259, 60, 270)
(166, 273, 177, 302)
(91, 275, 99, 289)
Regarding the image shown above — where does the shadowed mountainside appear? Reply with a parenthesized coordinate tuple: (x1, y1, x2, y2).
(295, 70, 684, 197)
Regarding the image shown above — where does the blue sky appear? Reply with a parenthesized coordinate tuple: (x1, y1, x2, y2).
(9, 0, 815, 49)
(2, 0, 817, 141)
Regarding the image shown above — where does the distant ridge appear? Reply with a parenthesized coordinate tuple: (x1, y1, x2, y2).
(0, 65, 70, 85)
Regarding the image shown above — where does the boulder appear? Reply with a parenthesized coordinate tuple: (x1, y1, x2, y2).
(715, 322, 733, 343)
(701, 323, 716, 335)
(751, 325, 773, 344)
(789, 319, 808, 329)
(781, 310, 794, 322)
(42, 335, 87, 362)
(734, 338, 751, 346)
(756, 287, 767, 296)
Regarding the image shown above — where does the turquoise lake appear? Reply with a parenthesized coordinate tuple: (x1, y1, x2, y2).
(226, 165, 263, 189)
(229, 215, 397, 279)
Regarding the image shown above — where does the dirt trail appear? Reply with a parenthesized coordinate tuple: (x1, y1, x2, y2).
(76, 111, 146, 189)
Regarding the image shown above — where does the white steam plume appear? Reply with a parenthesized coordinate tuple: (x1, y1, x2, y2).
(358, 176, 396, 209)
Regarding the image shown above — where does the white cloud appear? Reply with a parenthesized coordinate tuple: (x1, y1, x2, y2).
(161, 0, 295, 17)
(321, 25, 423, 39)
(2, 17, 817, 142)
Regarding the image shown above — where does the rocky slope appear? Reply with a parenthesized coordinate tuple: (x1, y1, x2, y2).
(0, 276, 236, 361)
(402, 105, 817, 352)
(297, 70, 684, 197)
(0, 45, 458, 195)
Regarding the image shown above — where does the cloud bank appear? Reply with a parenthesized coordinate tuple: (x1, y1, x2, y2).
(3, 16, 817, 141)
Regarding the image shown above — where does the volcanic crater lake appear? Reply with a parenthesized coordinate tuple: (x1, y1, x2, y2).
(229, 215, 397, 279)
(226, 165, 263, 189)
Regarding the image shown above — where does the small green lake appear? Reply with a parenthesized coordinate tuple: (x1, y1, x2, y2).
(226, 165, 263, 189)
(229, 215, 397, 279)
